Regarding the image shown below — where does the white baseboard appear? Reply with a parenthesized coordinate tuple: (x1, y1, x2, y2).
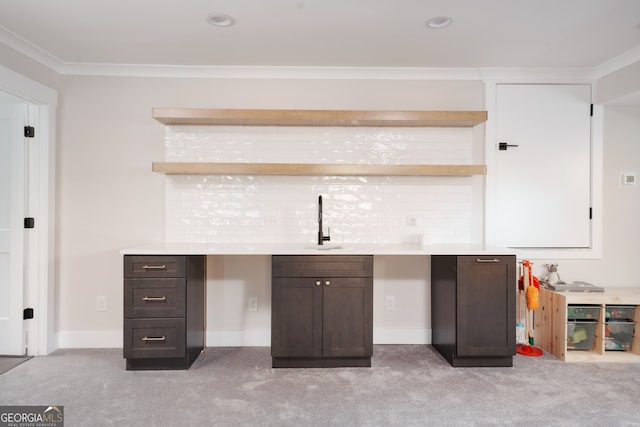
(374, 328, 432, 345)
(207, 328, 432, 346)
(57, 331, 122, 348)
(56, 328, 432, 348)
(206, 329, 271, 347)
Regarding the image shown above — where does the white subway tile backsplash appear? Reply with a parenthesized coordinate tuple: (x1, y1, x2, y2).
(164, 126, 478, 244)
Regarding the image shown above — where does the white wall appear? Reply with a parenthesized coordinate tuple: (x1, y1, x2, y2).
(596, 61, 640, 104)
(2, 44, 639, 348)
(51, 74, 640, 347)
(55, 76, 484, 347)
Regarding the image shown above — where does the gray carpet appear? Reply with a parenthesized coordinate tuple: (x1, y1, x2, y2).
(0, 356, 30, 375)
(0, 346, 639, 426)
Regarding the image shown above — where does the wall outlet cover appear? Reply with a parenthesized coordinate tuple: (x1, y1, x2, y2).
(248, 297, 258, 312)
(385, 296, 395, 311)
(96, 296, 107, 312)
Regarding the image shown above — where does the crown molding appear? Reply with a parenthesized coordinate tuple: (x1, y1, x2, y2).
(0, 28, 482, 80)
(478, 68, 597, 82)
(0, 25, 71, 74)
(66, 64, 600, 82)
(592, 45, 640, 79)
(60, 63, 488, 80)
(1, 24, 637, 81)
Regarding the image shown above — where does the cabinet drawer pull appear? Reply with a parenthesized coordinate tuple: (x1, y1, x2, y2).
(142, 296, 167, 302)
(324, 280, 331, 286)
(142, 264, 167, 270)
(476, 258, 500, 263)
(142, 336, 166, 342)
(315, 280, 322, 286)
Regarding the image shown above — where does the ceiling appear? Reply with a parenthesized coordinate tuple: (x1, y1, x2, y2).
(1, 0, 640, 74)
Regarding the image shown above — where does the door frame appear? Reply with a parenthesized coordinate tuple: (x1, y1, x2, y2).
(0, 65, 57, 355)
(483, 78, 603, 260)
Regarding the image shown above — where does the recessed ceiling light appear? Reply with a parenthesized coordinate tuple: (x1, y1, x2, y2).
(426, 16, 452, 29)
(207, 13, 235, 27)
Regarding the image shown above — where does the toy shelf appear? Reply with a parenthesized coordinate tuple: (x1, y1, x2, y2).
(535, 287, 640, 362)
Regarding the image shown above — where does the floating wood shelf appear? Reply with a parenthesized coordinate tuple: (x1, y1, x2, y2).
(152, 108, 488, 177)
(152, 162, 487, 176)
(152, 108, 487, 128)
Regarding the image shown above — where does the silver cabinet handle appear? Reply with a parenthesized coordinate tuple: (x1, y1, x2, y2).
(142, 296, 167, 301)
(324, 280, 331, 286)
(142, 336, 166, 342)
(476, 258, 500, 263)
(315, 280, 322, 286)
(142, 264, 166, 270)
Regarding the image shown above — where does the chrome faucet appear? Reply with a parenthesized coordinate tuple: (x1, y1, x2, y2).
(318, 195, 331, 245)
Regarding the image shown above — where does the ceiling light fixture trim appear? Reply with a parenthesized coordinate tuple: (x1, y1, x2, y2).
(207, 13, 236, 27)
(426, 16, 452, 29)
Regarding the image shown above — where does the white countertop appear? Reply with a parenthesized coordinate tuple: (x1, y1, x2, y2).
(120, 242, 516, 256)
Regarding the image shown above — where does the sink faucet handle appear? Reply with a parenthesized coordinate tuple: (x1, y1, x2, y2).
(323, 226, 331, 242)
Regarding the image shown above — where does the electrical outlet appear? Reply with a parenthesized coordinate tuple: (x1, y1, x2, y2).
(248, 297, 258, 312)
(96, 296, 107, 312)
(385, 296, 395, 311)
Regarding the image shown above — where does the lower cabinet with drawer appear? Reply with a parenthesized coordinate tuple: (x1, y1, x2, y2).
(271, 255, 373, 368)
(431, 255, 516, 367)
(123, 255, 205, 370)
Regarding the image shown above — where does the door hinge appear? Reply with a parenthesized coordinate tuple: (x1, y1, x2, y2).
(24, 217, 35, 229)
(23, 308, 34, 319)
(24, 126, 35, 138)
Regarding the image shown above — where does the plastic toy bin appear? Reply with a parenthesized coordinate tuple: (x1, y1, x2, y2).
(567, 305, 600, 321)
(566, 320, 597, 350)
(605, 319, 635, 351)
(605, 305, 636, 321)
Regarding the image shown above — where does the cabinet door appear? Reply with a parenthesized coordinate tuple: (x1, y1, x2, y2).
(456, 256, 516, 356)
(323, 277, 373, 358)
(494, 84, 591, 248)
(271, 278, 323, 358)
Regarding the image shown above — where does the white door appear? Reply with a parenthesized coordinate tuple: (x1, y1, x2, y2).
(0, 102, 27, 355)
(494, 84, 592, 248)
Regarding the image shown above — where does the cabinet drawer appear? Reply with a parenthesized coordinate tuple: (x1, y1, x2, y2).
(124, 318, 185, 359)
(124, 278, 186, 318)
(124, 255, 186, 278)
(272, 255, 373, 278)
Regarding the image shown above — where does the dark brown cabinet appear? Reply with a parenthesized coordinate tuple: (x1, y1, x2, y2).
(123, 255, 205, 370)
(431, 255, 516, 367)
(271, 255, 373, 368)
